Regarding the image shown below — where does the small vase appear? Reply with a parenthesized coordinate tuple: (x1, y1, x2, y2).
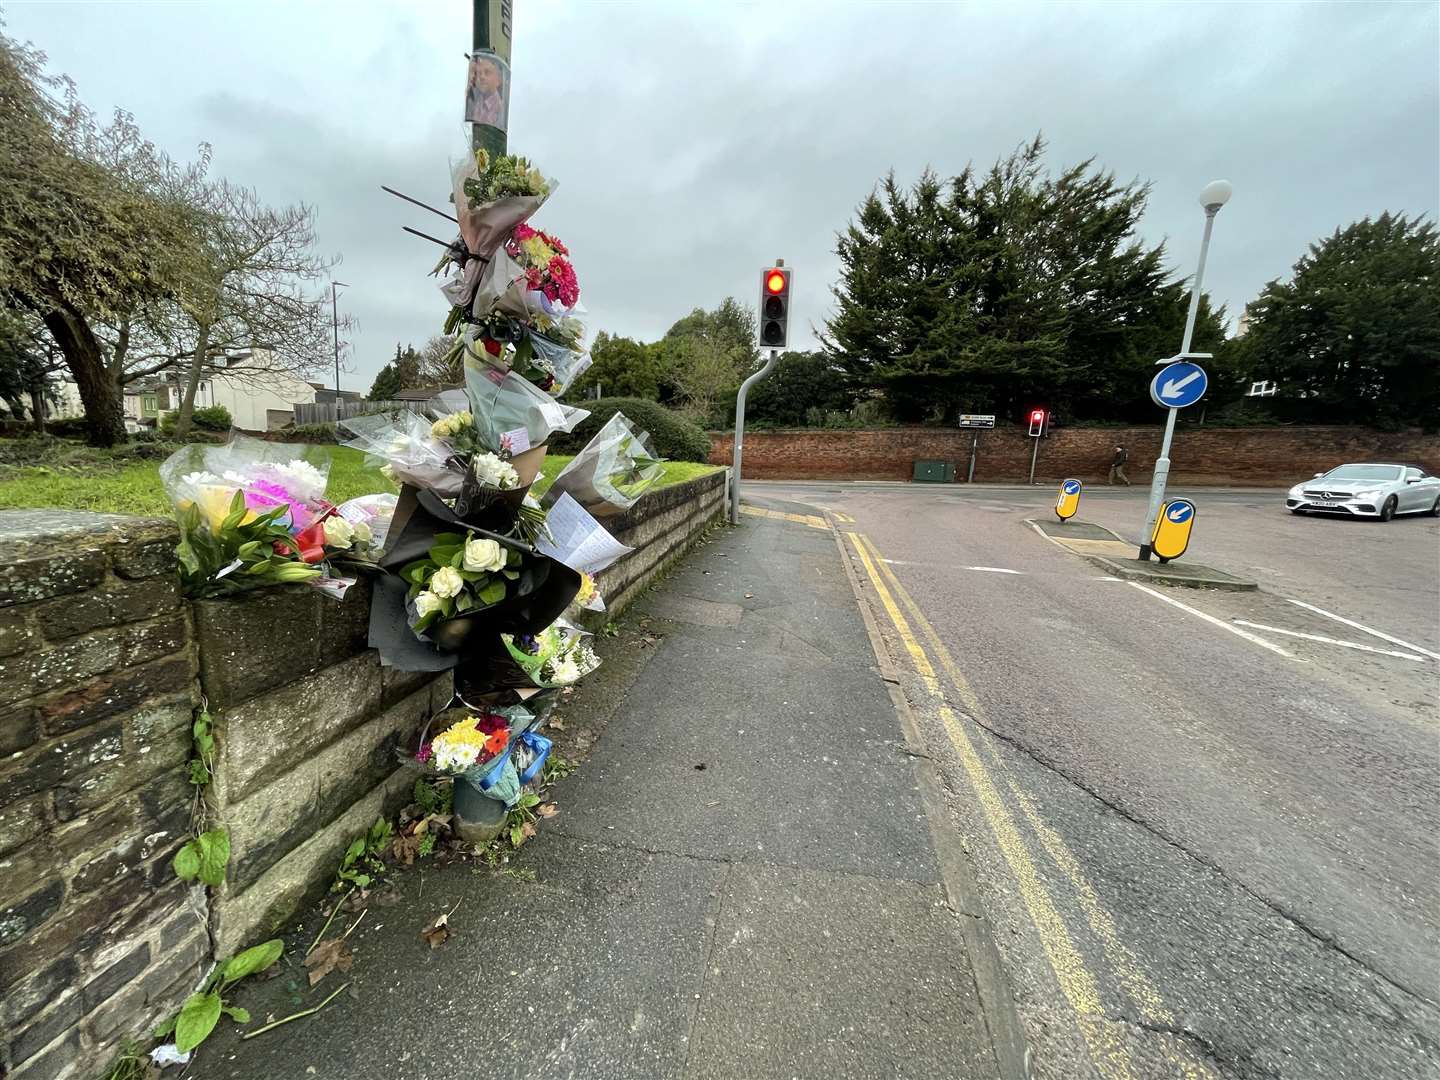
(452, 774, 506, 844)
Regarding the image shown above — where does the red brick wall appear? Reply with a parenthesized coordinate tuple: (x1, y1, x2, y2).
(709, 426, 1440, 485)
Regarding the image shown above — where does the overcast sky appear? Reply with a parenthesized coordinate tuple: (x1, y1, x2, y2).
(7, 1, 1438, 390)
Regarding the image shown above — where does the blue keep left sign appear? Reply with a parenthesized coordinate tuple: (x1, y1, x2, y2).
(1166, 502, 1194, 524)
(1063, 480, 1081, 495)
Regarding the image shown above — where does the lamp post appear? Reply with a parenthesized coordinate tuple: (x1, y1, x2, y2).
(330, 280, 349, 421)
(1138, 180, 1231, 560)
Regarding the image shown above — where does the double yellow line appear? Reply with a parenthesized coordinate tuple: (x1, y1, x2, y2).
(845, 530, 1210, 1080)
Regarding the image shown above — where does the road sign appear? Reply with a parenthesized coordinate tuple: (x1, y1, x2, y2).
(958, 414, 995, 429)
(1151, 498, 1196, 561)
(1149, 361, 1208, 409)
(1055, 478, 1082, 521)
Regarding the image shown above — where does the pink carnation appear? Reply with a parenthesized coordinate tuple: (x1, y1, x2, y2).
(415, 742, 433, 765)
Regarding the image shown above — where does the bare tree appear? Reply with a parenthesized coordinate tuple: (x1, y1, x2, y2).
(168, 182, 335, 437)
(416, 333, 462, 386)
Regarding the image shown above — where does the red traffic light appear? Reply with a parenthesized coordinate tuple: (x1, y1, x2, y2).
(1030, 409, 1045, 423)
(765, 270, 787, 295)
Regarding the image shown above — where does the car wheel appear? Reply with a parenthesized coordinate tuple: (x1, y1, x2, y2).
(1379, 496, 1397, 522)
(1431, 495, 1440, 517)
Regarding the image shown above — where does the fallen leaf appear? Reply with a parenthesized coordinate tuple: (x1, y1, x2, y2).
(391, 834, 420, 866)
(421, 904, 460, 949)
(537, 803, 559, 818)
(303, 938, 354, 987)
(549, 719, 567, 731)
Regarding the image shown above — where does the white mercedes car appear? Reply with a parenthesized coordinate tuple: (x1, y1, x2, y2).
(1287, 463, 1440, 521)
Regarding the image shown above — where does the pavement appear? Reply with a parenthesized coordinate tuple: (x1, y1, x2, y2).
(748, 480, 1440, 1080)
(199, 501, 1006, 1079)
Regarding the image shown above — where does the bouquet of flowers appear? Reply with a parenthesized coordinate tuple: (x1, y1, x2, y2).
(452, 149, 553, 259)
(160, 437, 379, 597)
(400, 529, 525, 639)
(505, 224, 579, 310)
(500, 620, 601, 689)
(543, 411, 665, 517)
(338, 412, 462, 497)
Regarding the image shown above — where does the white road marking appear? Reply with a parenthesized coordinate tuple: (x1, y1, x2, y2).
(1231, 621, 1427, 662)
(1126, 581, 1302, 661)
(1284, 599, 1440, 662)
(964, 566, 1024, 575)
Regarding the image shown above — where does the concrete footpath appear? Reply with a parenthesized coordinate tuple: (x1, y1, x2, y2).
(200, 503, 1001, 1079)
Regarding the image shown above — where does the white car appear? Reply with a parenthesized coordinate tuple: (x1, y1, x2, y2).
(1287, 463, 1440, 521)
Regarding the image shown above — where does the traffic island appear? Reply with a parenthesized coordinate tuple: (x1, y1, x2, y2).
(1027, 518, 1257, 591)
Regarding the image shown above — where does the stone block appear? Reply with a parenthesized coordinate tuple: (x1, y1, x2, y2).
(0, 953, 76, 1030)
(216, 652, 382, 802)
(315, 687, 429, 807)
(192, 588, 326, 707)
(8, 1026, 79, 1080)
(316, 574, 372, 669)
(0, 861, 164, 988)
(1, 701, 39, 755)
(38, 656, 194, 737)
(160, 903, 207, 952)
(110, 534, 179, 580)
(33, 578, 181, 642)
(0, 550, 106, 611)
(210, 766, 410, 955)
(0, 792, 47, 859)
(139, 927, 209, 1001)
(0, 880, 65, 949)
(0, 634, 123, 708)
(428, 669, 455, 713)
(0, 722, 123, 806)
(225, 765, 321, 893)
(47, 727, 184, 820)
(85, 977, 147, 1042)
(0, 610, 35, 658)
(117, 615, 189, 668)
(10, 990, 83, 1067)
(81, 941, 151, 1012)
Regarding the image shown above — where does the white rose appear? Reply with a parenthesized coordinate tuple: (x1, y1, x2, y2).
(463, 536, 507, 573)
(322, 516, 354, 549)
(430, 417, 453, 439)
(351, 520, 373, 546)
(471, 452, 519, 490)
(429, 565, 465, 598)
(413, 590, 443, 618)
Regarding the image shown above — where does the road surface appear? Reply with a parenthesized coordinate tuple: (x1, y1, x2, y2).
(746, 481, 1440, 1080)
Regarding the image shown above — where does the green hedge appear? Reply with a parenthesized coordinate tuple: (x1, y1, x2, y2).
(159, 405, 232, 435)
(551, 397, 712, 462)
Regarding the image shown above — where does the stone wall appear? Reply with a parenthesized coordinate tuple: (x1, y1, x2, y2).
(0, 471, 726, 1079)
(709, 426, 1440, 485)
(587, 469, 728, 623)
(196, 579, 450, 956)
(0, 513, 206, 1080)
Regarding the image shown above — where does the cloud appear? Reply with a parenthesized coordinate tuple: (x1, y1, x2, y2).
(7, 0, 1437, 387)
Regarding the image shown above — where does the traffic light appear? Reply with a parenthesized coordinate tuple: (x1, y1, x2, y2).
(1028, 408, 1047, 437)
(758, 266, 791, 349)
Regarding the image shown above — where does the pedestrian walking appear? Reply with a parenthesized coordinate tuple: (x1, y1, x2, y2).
(1108, 445, 1130, 485)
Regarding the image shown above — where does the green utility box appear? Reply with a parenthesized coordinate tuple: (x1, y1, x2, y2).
(913, 460, 956, 483)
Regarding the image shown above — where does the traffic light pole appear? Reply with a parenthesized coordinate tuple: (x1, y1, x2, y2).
(729, 349, 778, 525)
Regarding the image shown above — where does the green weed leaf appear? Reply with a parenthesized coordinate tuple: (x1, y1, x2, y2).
(174, 991, 221, 1053)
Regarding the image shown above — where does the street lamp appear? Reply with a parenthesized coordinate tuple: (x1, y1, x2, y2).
(331, 281, 349, 421)
(1138, 181, 1231, 560)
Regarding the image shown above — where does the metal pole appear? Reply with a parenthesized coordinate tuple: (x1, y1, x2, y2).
(730, 349, 779, 524)
(1140, 209, 1217, 559)
(331, 282, 340, 422)
(967, 432, 978, 483)
(1028, 434, 1040, 485)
